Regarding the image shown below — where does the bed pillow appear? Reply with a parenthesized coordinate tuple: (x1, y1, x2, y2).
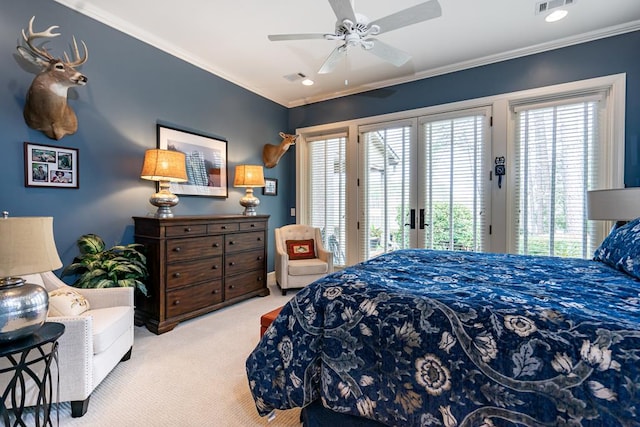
(286, 239, 316, 260)
(593, 217, 640, 279)
(48, 288, 91, 317)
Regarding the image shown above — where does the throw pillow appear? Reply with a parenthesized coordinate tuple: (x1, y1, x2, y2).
(593, 216, 640, 279)
(48, 288, 91, 317)
(286, 239, 316, 260)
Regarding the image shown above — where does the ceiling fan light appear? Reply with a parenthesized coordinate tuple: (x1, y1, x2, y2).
(301, 78, 314, 86)
(545, 9, 568, 22)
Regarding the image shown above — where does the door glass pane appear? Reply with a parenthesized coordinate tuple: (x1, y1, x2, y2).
(421, 114, 487, 252)
(361, 125, 412, 260)
(309, 137, 347, 265)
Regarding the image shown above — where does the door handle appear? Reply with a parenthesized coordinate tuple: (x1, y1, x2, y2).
(419, 209, 425, 229)
(404, 209, 416, 229)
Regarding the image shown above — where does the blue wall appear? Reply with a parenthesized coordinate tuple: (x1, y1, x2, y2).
(0, 1, 290, 272)
(289, 31, 640, 188)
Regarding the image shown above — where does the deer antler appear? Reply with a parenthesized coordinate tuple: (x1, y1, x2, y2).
(21, 16, 60, 61)
(63, 36, 88, 67)
(21, 16, 88, 66)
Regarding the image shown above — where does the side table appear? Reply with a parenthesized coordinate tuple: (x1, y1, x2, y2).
(0, 322, 65, 427)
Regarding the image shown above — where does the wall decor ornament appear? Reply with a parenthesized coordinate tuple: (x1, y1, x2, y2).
(262, 132, 298, 168)
(16, 16, 88, 140)
(263, 178, 278, 196)
(24, 142, 78, 188)
(157, 124, 228, 198)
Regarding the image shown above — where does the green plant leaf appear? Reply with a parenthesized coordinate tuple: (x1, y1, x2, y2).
(77, 234, 106, 255)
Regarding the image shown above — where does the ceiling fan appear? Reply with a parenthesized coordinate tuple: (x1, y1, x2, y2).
(268, 0, 442, 74)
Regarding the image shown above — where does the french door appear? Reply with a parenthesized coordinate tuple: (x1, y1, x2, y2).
(359, 107, 491, 261)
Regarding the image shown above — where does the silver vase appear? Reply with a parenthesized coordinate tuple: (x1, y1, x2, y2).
(0, 277, 48, 341)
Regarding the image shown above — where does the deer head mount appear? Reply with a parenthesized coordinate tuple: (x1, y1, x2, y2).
(17, 16, 88, 140)
(263, 132, 298, 168)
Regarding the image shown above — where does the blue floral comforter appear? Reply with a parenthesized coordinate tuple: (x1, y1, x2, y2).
(246, 249, 640, 426)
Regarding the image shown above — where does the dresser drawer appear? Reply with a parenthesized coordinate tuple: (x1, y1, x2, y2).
(239, 221, 266, 231)
(225, 231, 265, 253)
(226, 249, 265, 276)
(208, 222, 239, 233)
(165, 224, 207, 237)
(166, 236, 223, 263)
(166, 257, 222, 289)
(225, 270, 265, 300)
(166, 280, 223, 318)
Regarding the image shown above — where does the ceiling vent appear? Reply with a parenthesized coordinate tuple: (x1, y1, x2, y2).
(283, 72, 307, 82)
(536, 0, 574, 14)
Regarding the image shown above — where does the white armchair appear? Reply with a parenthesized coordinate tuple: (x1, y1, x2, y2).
(1, 272, 134, 417)
(275, 225, 333, 295)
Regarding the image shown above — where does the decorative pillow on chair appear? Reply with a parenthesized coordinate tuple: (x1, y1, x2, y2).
(48, 288, 91, 317)
(593, 217, 640, 279)
(286, 239, 316, 260)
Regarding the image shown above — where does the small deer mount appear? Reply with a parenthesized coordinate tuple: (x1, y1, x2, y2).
(262, 132, 298, 168)
(16, 16, 88, 140)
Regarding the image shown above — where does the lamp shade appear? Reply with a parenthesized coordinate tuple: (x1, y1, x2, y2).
(0, 216, 62, 277)
(140, 149, 188, 182)
(587, 188, 640, 221)
(234, 165, 265, 187)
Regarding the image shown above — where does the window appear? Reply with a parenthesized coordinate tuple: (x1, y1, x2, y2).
(512, 92, 609, 258)
(307, 135, 347, 265)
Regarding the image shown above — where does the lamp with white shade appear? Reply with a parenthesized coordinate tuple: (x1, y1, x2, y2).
(140, 149, 188, 218)
(234, 165, 265, 216)
(587, 187, 640, 223)
(0, 213, 62, 341)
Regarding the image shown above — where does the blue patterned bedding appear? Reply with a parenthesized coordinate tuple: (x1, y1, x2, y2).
(246, 249, 640, 426)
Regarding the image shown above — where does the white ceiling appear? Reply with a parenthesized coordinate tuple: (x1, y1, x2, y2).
(53, 0, 640, 108)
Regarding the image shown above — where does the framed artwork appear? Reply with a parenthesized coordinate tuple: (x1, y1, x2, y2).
(263, 178, 278, 196)
(157, 124, 228, 198)
(24, 142, 78, 188)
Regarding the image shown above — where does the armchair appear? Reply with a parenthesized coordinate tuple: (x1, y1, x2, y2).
(0, 272, 134, 417)
(275, 224, 333, 295)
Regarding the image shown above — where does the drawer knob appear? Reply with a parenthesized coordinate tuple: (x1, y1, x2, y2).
(212, 265, 219, 270)
(229, 285, 236, 289)
(229, 241, 235, 245)
(173, 272, 181, 278)
(184, 227, 191, 232)
(213, 243, 220, 247)
(212, 289, 219, 294)
(229, 262, 236, 266)
(221, 225, 227, 229)
(174, 300, 180, 305)
(174, 247, 182, 252)
(250, 223, 256, 228)
(257, 237, 262, 241)
(257, 256, 263, 260)
(257, 276, 263, 282)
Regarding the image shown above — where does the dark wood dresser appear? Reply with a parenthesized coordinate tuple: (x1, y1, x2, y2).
(133, 215, 270, 334)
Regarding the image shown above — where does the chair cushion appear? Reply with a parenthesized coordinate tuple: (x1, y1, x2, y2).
(286, 239, 316, 260)
(288, 258, 329, 276)
(82, 306, 132, 354)
(48, 288, 91, 317)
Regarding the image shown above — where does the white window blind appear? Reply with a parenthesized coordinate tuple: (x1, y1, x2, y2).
(308, 135, 347, 265)
(420, 112, 488, 252)
(513, 97, 603, 258)
(360, 123, 413, 260)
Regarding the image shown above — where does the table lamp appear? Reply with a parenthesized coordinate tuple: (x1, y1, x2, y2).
(234, 165, 265, 216)
(140, 149, 188, 218)
(587, 187, 640, 226)
(0, 213, 62, 341)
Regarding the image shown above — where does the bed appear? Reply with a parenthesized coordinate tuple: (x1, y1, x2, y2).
(246, 220, 640, 426)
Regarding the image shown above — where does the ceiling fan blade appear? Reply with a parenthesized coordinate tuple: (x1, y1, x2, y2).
(268, 33, 328, 41)
(328, 0, 357, 23)
(371, 0, 442, 35)
(318, 45, 347, 74)
(366, 39, 412, 67)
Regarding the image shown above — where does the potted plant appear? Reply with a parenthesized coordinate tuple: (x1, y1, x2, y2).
(369, 224, 382, 250)
(62, 234, 149, 296)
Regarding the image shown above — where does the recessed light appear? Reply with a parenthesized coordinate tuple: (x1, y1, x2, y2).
(301, 78, 314, 86)
(545, 9, 568, 22)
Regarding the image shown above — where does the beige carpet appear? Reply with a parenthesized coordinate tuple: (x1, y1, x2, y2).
(35, 278, 302, 426)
